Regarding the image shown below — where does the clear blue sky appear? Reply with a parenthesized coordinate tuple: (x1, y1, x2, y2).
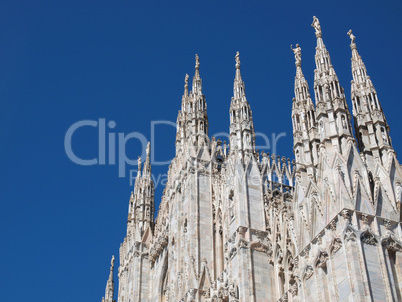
(1, 1, 401, 301)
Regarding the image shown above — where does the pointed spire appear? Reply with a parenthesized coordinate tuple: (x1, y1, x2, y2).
(184, 74, 189, 97)
(192, 54, 202, 95)
(348, 30, 369, 86)
(229, 51, 255, 154)
(195, 54, 200, 74)
(137, 156, 142, 178)
(291, 44, 318, 168)
(235, 51, 242, 80)
(101, 255, 115, 302)
(291, 44, 311, 103)
(348, 29, 393, 158)
(233, 51, 246, 100)
(108, 255, 115, 282)
(311, 16, 334, 75)
(143, 142, 151, 178)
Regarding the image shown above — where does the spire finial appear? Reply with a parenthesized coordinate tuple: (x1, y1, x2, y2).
(195, 54, 200, 70)
(192, 54, 202, 94)
(291, 44, 302, 67)
(347, 29, 356, 43)
(235, 51, 241, 69)
(137, 156, 142, 178)
(235, 51, 242, 81)
(184, 74, 189, 96)
(311, 16, 322, 38)
(110, 255, 115, 272)
(143, 142, 151, 177)
(347, 29, 357, 50)
(146, 142, 150, 157)
(108, 255, 115, 282)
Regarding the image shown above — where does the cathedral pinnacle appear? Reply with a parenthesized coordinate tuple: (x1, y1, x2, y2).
(348, 29, 367, 85)
(143, 142, 151, 178)
(192, 54, 202, 94)
(137, 156, 142, 178)
(184, 74, 189, 97)
(233, 51, 245, 100)
(291, 44, 303, 79)
(195, 54, 200, 71)
(348, 29, 392, 157)
(101, 255, 115, 302)
(235, 51, 241, 79)
(109, 255, 115, 281)
(291, 44, 311, 104)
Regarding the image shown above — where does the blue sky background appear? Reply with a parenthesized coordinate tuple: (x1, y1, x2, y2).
(1, 1, 401, 301)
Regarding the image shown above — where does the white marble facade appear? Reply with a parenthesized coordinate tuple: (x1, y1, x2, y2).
(101, 17, 402, 302)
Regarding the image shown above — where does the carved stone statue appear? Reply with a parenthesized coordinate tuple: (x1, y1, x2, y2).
(137, 156, 142, 172)
(311, 16, 321, 37)
(347, 29, 356, 43)
(235, 51, 240, 69)
(381, 128, 388, 143)
(291, 44, 302, 66)
(341, 115, 347, 129)
(146, 142, 150, 157)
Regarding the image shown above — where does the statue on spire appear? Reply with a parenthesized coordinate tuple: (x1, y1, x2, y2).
(235, 51, 241, 69)
(137, 156, 142, 173)
(347, 29, 356, 43)
(291, 44, 302, 66)
(195, 54, 200, 69)
(311, 16, 322, 37)
(146, 142, 150, 157)
(111, 255, 115, 271)
(184, 73, 189, 96)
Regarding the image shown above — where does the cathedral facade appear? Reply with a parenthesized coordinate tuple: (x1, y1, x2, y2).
(101, 17, 402, 302)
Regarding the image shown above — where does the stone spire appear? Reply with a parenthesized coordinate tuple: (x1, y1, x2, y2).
(229, 51, 255, 154)
(348, 30, 393, 165)
(133, 156, 142, 195)
(233, 51, 246, 100)
(176, 74, 190, 154)
(292, 44, 313, 105)
(311, 16, 354, 154)
(142, 142, 151, 179)
(127, 142, 155, 240)
(101, 256, 115, 302)
(348, 30, 368, 86)
(291, 44, 319, 171)
(184, 73, 189, 97)
(312, 16, 340, 97)
(176, 56, 209, 154)
(192, 54, 202, 95)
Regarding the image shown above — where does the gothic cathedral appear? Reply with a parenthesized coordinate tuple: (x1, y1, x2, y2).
(101, 17, 402, 302)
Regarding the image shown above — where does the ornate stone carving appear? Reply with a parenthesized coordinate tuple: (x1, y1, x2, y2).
(303, 265, 314, 281)
(315, 250, 329, 268)
(330, 238, 342, 255)
(344, 225, 357, 242)
(341, 209, 351, 222)
(361, 230, 377, 246)
(382, 235, 402, 252)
